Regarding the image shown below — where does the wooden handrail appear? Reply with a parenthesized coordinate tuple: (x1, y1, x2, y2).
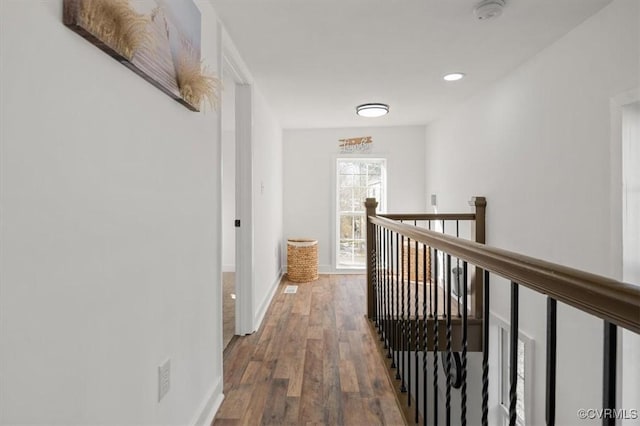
(369, 215, 640, 334)
(380, 213, 476, 221)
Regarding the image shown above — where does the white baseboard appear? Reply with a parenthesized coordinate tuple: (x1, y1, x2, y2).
(322, 270, 366, 275)
(222, 264, 235, 273)
(191, 376, 224, 426)
(253, 267, 284, 331)
(318, 264, 365, 275)
(318, 264, 333, 274)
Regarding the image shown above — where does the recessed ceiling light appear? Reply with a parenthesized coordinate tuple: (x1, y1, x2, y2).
(443, 72, 465, 82)
(356, 103, 389, 118)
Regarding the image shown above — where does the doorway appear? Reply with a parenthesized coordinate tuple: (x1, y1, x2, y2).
(221, 64, 237, 350)
(220, 51, 255, 351)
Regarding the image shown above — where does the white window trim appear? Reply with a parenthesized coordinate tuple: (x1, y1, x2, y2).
(333, 156, 387, 270)
(491, 312, 534, 426)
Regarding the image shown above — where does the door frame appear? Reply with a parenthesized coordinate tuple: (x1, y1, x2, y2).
(609, 87, 640, 415)
(609, 87, 640, 280)
(221, 34, 255, 336)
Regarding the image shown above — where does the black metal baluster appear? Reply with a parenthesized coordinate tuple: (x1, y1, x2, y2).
(433, 248, 439, 425)
(400, 235, 407, 393)
(386, 229, 392, 358)
(456, 221, 461, 318)
(379, 227, 387, 340)
(380, 227, 387, 342)
(481, 270, 490, 426)
(372, 224, 377, 326)
(382, 228, 388, 348)
(375, 225, 380, 332)
(378, 225, 382, 334)
(428, 221, 433, 318)
(394, 232, 400, 374)
(373, 225, 377, 327)
(415, 237, 420, 423)
(603, 321, 617, 426)
(446, 254, 452, 426)
(407, 238, 411, 399)
(423, 244, 428, 426)
(378, 225, 383, 337)
(509, 282, 519, 426)
(461, 261, 468, 426)
(546, 297, 557, 426)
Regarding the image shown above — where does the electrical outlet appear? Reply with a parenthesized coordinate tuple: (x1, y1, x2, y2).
(158, 359, 171, 402)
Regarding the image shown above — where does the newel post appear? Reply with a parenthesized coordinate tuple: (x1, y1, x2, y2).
(365, 198, 378, 319)
(470, 196, 487, 318)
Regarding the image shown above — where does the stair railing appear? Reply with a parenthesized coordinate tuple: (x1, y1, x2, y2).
(365, 196, 640, 426)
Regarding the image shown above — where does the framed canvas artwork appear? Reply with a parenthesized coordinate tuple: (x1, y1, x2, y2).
(64, 0, 217, 111)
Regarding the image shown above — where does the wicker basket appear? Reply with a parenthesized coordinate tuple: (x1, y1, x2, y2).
(287, 238, 318, 283)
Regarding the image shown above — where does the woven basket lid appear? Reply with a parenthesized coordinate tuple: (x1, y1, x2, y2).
(288, 238, 317, 247)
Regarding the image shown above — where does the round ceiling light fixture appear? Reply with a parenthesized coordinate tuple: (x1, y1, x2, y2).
(443, 72, 466, 82)
(474, 0, 506, 21)
(356, 103, 389, 118)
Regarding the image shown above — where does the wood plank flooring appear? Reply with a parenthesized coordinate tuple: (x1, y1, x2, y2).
(213, 274, 405, 426)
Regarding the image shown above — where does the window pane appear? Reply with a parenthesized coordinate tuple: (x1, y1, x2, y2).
(354, 215, 364, 239)
(337, 174, 347, 188)
(352, 239, 366, 264)
(340, 215, 354, 239)
(339, 161, 355, 175)
(339, 188, 352, 211)
(353, 187, 367, 211)
(336, 158, 386, 268)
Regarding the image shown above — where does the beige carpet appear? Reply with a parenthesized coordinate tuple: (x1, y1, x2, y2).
(223, 272, 235, 350)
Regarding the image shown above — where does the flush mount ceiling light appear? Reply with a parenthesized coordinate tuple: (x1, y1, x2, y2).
(443, 72, 465, 82)
(356, 103, 389, 118)
(474, 0, 506, 21)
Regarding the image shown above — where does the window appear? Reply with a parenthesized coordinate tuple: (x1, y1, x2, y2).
(499, 326, 528, 426)
(336, 158, 386, 268)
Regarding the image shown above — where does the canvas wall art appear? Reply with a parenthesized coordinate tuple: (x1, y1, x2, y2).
(64, 0, 218, 111)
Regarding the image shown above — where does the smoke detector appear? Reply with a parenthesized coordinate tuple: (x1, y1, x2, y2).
(474, 0, 506, 21)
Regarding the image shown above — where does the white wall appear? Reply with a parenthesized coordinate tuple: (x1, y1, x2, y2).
(284, 126, 426, 273)
(252, 88, 284, 328)
(424, 1, 639, 424)
(0, 1, 223, 424)
(221, 71, 236, 273)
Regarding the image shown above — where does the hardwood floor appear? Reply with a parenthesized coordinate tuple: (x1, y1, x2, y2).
(213, 274, 405, 426)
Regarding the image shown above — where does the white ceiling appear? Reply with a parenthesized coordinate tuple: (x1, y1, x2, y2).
(210, 0, 612, 129)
